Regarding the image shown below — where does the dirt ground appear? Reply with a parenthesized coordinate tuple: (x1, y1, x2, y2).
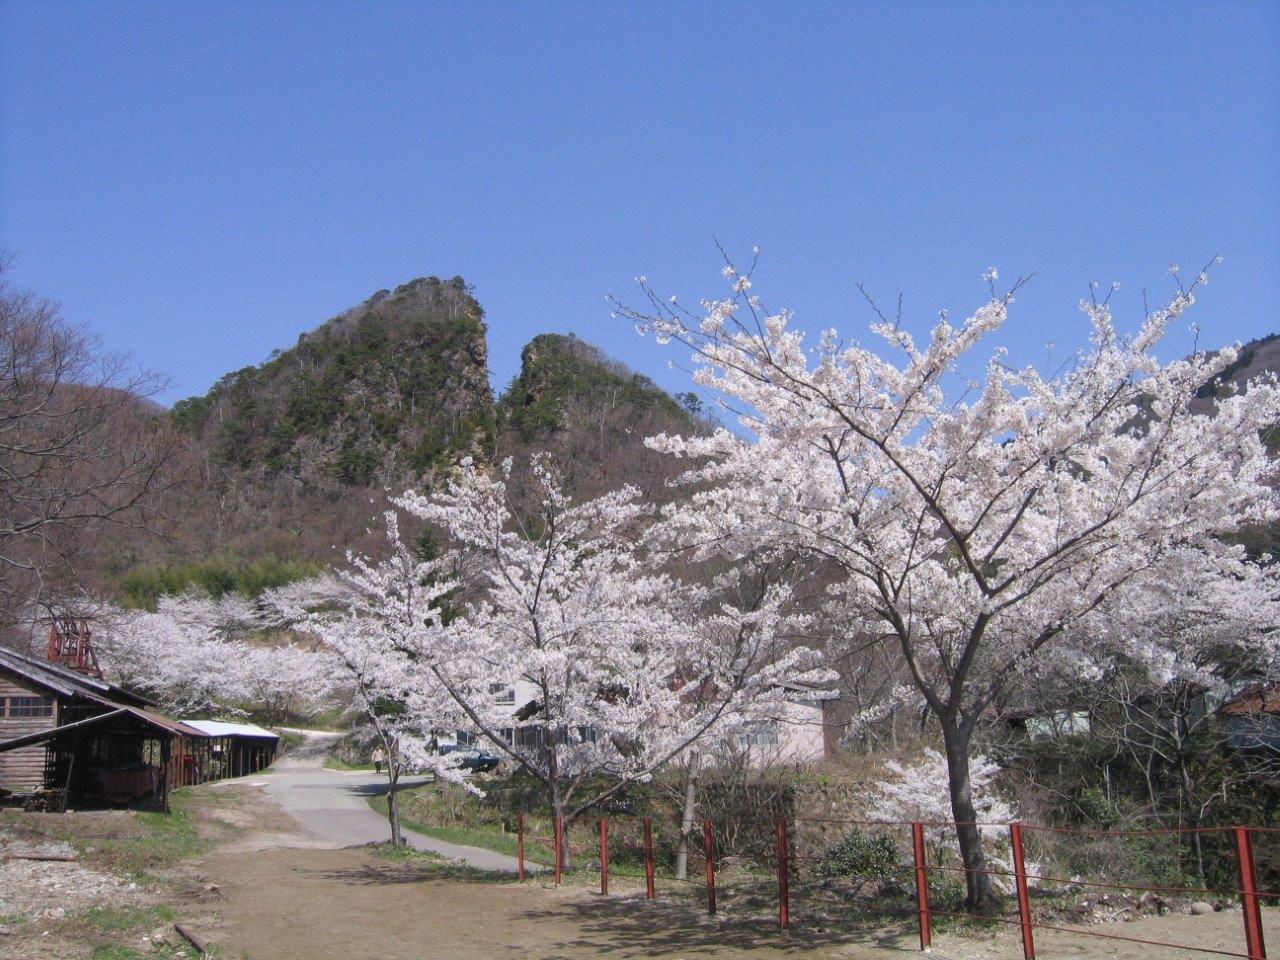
(0, 782, 287, 959)
(199, 844, 1277, 960)
(6, 775, 1275, 960)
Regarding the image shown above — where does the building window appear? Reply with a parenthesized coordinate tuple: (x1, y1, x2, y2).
(735, 721, 779, 748)
(489, 683, 515, 705)
(1, 695, 54, 719)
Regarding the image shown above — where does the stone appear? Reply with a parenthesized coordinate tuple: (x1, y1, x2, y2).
(1190, 901, 1215, 915)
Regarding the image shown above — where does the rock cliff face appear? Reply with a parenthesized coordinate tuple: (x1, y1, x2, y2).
(172, 276, 494, 489)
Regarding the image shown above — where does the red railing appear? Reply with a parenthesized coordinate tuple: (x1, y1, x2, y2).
(508, 813, 1271, 958)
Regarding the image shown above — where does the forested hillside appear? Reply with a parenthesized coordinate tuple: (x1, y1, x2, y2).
(86, 278, 712, 599)
(497, 332, 710, 500)
(171, 276, 494, 487)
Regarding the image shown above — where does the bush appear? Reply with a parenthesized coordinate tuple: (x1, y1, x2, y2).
(814, 829, 900, 888)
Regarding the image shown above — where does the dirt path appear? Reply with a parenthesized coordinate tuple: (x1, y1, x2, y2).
(199, 843, 1275, 960)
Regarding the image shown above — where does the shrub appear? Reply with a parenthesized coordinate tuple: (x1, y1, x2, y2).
(814, 829, 900, 890)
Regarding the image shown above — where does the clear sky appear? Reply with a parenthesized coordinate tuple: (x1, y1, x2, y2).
(1, 0, 1277, 408)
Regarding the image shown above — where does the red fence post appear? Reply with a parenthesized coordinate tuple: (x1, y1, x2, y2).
(554, 816, 564, 887)
(777, 817, 790, 932)
(599, 818, 610, 896)
(703, 819, 717, 915)
(643, 817, 656, 900)
(516, 813, 525, 882)
(911, 822, 931, 951)
(1235, 827, 1267, 960)
(1010, 821, 1036, 960)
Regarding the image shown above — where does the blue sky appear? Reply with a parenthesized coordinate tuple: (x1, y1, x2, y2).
(1, 0, 1277, 409)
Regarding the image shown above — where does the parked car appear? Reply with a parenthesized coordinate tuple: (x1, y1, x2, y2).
(437, 742, 501, 773)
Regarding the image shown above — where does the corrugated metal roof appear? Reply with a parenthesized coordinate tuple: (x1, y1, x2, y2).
(179, 719, 279, 740)
(0, 645, 152, 707)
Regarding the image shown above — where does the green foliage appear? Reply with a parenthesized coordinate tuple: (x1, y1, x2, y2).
(814, 829, 900, 884)
(171, 275, 495, 484)
(1073, 786, 1121, 828)
(118, 556, 321, 608)
(499, 333, 691, 440)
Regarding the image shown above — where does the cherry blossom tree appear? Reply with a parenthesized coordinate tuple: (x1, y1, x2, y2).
(1068, 546, 1280, 878)
(95, 592, 336, 721)
(616, 259, 1280, 911)
(96, 594, 258, 714)
(866, 748, 1029, 892)
(264, 526, 469, 846)
(392, 455, 832, 867)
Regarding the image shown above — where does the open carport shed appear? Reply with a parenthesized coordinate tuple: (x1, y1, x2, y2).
(179, 719, 278, 781)
(0, 704, 206, 811)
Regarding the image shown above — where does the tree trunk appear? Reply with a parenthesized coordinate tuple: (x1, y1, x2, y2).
(549, 789, 570, 871)
(674, 752, 700, 881)
(941, 721, 1000, 914)
(1175, 710, 1205, 882)
(545, 731, 570, 872)
(383, 738, 402, 846)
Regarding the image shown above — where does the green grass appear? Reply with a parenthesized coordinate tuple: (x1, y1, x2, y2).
(0, 789, 216, 882)
(366, 793, 667, 884)
(88, 947, 151, 960)
(325, 756, 376, 771)
(87, 944, 202, 960)
(89, 791, 211, 879)
(79, 904, 178, 933)
(370, 840, 443, 863)
(364, 839, 516, 884)
(367, 794, 535, 862)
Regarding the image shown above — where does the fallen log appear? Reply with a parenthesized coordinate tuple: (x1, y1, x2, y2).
(6, 852, 77, 862)
(174, 922, 208, 956)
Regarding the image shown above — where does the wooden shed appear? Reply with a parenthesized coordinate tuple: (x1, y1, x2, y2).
(1, 635, 283, 812)
(0, 645, 155, 793)
(0, 704, 206, 811)
(179, 719, 279, 780)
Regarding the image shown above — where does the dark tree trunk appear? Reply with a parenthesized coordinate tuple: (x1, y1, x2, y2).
(386, 762, 401, 844)
(941, 720, 1000, 915)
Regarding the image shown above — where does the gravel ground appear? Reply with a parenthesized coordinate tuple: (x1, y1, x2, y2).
(0, 839, 146, 922)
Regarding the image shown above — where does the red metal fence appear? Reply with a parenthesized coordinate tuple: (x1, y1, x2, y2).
(510, 814, 1274, 958)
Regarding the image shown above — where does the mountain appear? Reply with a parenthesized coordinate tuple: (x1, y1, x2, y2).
(500, 333, 698, 438)
(1193, 333, 1280, 558)
(172, 276, 494, 489)
(1194, 333, 1280, 410)
(497, 333, 709, 500)
(138, 279, 707, 583)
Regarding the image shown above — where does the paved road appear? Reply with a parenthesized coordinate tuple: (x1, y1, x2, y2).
(260, 730, 530, 873)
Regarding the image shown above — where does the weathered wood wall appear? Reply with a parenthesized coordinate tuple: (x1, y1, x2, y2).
(0, 674, 56, 790)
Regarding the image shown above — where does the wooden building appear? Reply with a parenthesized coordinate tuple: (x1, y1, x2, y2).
(179, 720, 279, 780)
(1, 628, 280, 812)
(0, 645, 155, 792)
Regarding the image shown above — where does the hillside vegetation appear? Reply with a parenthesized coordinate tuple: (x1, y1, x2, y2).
(100, 280, 710, 602)
(172, 276, 494, 487)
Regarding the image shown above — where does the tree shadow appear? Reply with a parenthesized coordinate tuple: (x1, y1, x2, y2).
(513, 894, 923, 956)
(313, 858, 512, 886)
